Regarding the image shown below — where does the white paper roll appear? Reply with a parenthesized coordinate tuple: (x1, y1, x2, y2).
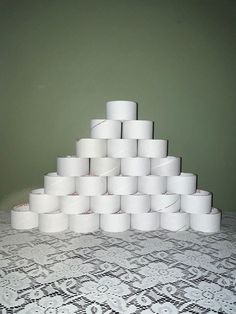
(39, 211, 68, 233)
(122, 120, 154, 139)
(121, 193, 150, 213)
(100, 212, 130, 232)
(69, 213, 100, 233)
(181, 189, 212, 214)
(90, 194, 120, 214)
(90, 119, 121, 139)
(138, 139, 168, 158)
(167, 172, 197, 195)
(108, 176, 138, 195)
(76, 138, 106, 157)
(29, 188, 59, 213)
(107, 139, 137, 158)
(161, 212, 190, 231)
(151, 156, 181, 176)
(121, 158, 150, 176)
(131, 211, 160, 231)
(151, 193, 181, 213)
(60, 194, 89, 214)
(106, 100, 137, 121)
(76, 176, 107, 196)
(11, 204, 38, 230)
(57, 156, 89, 176)
(190, 208, 221, 233)
(138, 175, 167, 195)
(44, 172, 75, 195)
(90, 158, 120, 176)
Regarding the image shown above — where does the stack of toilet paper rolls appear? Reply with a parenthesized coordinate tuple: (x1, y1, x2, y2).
(11, 100, 221, 234)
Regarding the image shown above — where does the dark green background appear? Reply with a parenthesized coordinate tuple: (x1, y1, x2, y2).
(0, 0, 235, 210)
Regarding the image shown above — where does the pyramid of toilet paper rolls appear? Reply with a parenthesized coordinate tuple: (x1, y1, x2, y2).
(11, 100, 221, 233)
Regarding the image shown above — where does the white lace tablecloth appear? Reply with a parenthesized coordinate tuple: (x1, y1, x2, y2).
(0, 211, 235, 314)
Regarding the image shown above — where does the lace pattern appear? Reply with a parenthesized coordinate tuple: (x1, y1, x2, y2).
(0, 211, 235, 314)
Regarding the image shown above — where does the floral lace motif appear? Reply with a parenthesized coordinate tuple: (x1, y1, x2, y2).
(0, 211, 235, 313)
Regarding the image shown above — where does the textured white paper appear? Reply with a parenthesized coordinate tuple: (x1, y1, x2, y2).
(123, 120, 153, 139)
(57, 156, 89, 176)
(90, 119, 121, 139)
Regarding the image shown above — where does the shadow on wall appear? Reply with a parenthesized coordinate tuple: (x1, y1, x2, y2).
(0, 188, 35, 211)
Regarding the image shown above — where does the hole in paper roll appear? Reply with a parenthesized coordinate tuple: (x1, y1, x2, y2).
(43, 210, 61, 215)
(180, 172, 195, 177)
(211, 208, 221, 215)
(195, 189, 211, 196)
(14, 204, 29, 211)
(46, 172, 58, 177)
(31, 188, 44, 194)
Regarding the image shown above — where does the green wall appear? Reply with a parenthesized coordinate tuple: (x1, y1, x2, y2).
(0, 0, 235, 211)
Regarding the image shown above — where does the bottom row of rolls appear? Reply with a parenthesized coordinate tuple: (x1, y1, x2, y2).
(11, 204, 221, 233)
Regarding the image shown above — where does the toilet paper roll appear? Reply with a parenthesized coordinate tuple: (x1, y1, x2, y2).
(69, 213, 100, 233)
(44, 172, 75, 195)
(57, 156, 89, 176)
(100, 212, 130, 232)
(167, 172, 197, 195)
(122, 120, 154, 139)
(107, 139, 137, 158)
(60, 194, 89, 214)
(138, 175, 167, 195)
(131, 212, 160, 231)
(11, 204, 38, 229)
(76, 176, 107, 195)
(121, 158, 150, 176)
(76, 138, 106, 157)
(161, 212, 190, 231)
(190, 208, 221, 233)
(151, 193, 181, 213)
(90, 119, 121, 139)
(108, 176, 138, 195)
(39, 211, 68, 233)
(121, 193, 150, 213)
(138, 139, 168, 158)
(29, 188, 59, 213)
(181, 189, 212, 214)
(91, 194, 120, 213)
(90, 158, 120, 176)
(151, 156, 181, 176)
(106, 100, 137, 121)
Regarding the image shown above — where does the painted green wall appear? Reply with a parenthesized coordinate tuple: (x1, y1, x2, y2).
(0, 0, 235, 210)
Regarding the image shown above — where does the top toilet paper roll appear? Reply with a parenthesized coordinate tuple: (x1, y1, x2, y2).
(151, 156, 181, 176)
(107, 139, 137, 157)
(122, 120, 154, 139)
(181, 189, 212, 214)
(57, 156, 89, 176)
(167, 172, 197, 195)
(90, 119, 121, 139)
(106, 100, 137, 121)
(138, 139, 168, 158)
(44, 172, 75, 195)
(76, 138, 106, 157)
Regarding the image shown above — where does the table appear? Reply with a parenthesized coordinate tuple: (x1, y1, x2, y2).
(0, 211, 235, 314)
